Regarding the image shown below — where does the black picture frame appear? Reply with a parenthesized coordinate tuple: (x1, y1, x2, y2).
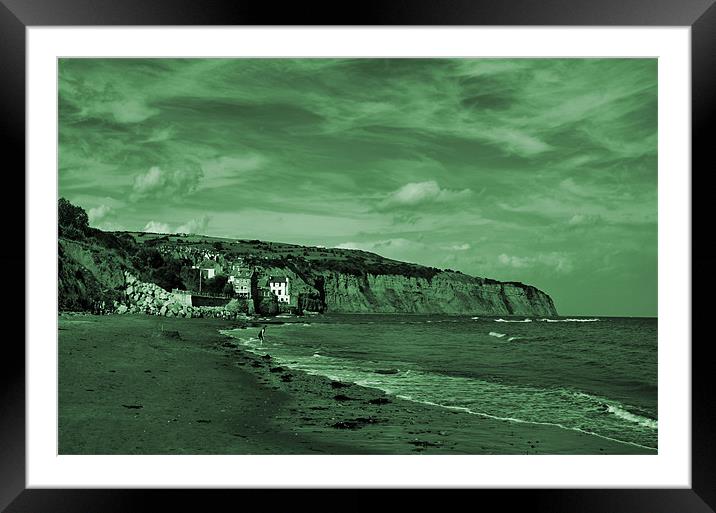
(3, 0, 712, 511)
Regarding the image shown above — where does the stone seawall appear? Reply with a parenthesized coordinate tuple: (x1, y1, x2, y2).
(114, 272, 250, 320)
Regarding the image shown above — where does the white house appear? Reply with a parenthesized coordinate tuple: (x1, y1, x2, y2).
(191, 264, 216, 280)
(268, 276, 291, 303)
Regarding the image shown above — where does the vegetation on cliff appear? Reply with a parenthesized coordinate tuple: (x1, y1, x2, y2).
(57, 198, 557, 315)
(58, 198, 190, 310)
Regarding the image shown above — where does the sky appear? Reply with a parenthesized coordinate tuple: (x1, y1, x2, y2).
(58, 58, 657, 316)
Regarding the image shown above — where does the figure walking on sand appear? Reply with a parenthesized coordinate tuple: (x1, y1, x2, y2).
(258, 325, 266, 346)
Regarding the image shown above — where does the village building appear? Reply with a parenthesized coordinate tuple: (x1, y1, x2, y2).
(268, 276, 291, 303)
(192, 259, 223, 281)
(227, 263, 254, 298)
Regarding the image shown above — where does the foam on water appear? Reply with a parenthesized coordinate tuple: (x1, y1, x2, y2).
(495, 318, 532, 323)
(539, 318, 600, 322)
(607, 404, 658, 429)
(221, 326, 657, 450)
(489, 332, 523, 341)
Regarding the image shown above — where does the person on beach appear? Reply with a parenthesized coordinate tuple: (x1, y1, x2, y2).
(258, 325, 266, 345)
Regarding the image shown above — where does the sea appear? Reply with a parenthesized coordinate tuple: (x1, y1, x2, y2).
(223, 314, 657, 451)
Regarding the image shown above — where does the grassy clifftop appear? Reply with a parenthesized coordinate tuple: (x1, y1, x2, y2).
(121, 231, 444, 281)
(57, 199, 556, 315)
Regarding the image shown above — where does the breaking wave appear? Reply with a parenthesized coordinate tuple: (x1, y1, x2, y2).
(539, 318, 600, 323)
(607, 404, 658, 429)
(219, 319, 657, 451)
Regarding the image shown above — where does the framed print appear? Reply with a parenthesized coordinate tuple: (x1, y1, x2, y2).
(4, 0, 714, 511)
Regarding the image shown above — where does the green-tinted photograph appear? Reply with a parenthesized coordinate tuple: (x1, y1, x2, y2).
(58, 58, 657, 454)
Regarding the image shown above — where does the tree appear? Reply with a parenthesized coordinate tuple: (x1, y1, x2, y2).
(58, 198, 89, 239)
(202, 274, 228, 295)
(151, 259, 184, 291)
(257, 295, 279, 315)
(131, 247, 164, 271)
(180, 266, 200, 292)
(222, 281, 235, 296)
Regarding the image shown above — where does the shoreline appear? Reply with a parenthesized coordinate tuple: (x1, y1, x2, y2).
(59, 313, 654, 455)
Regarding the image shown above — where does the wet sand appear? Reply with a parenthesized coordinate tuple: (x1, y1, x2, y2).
(58, 313, 653, 454)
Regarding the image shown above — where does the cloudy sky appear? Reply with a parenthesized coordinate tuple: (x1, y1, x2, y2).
(59, 58, 657, 316)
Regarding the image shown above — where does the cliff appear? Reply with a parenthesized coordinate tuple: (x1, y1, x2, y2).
(177, 249, 557, 316)
(57, 200, 558, 316)
(318, 271, 556, 315)
(58, 238, 128, 311)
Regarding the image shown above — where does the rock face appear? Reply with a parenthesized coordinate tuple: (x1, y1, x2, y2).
(319, 271, 557, 315)
(58, 230, 557, 316)
(58, 239, 127, 311)
(250, 264, 557, 315)
(113, 269, 556, 318)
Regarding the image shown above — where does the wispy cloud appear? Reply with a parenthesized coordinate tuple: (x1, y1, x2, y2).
(380, 181, 472, 209)
(109, 99, 159, 123)
(88, 204, 111, 224)
(131, 165, 203, 201)
(445, 243, 471, 251)
(143, 220, 171, 233)
(176, 215, 211, 234)
(142, 215, 211, 235)
(199, 154, 266, 189)
(498, 252, 574, 274)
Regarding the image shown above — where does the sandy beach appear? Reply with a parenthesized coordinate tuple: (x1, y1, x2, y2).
(58, 313, 653, 455)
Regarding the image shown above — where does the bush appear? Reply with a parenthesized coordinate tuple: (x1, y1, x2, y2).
(225, 298, 249, 313)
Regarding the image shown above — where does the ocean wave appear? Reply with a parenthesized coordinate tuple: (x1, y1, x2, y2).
(495, 318, 532, 323)
(507, 336, 522, 342)
(606, 404, 658, 429)
(412, 399, 656, 451)
(569, 391, 657, 430)
(539, 318, 600, 323)
(471, 316, 480, 320)
(219, 327, 656, 450)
